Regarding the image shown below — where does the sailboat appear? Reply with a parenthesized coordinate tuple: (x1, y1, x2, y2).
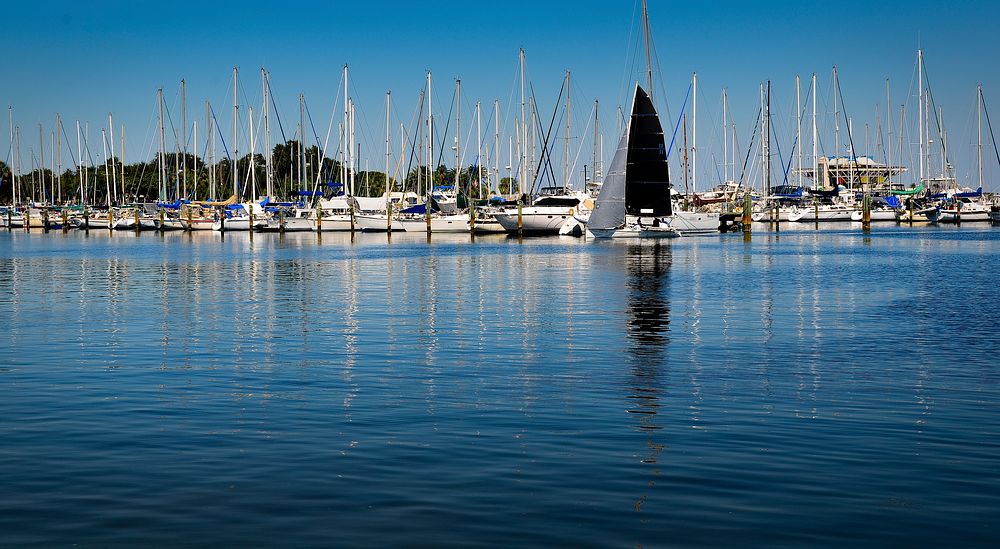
(587, 84, 679, 239)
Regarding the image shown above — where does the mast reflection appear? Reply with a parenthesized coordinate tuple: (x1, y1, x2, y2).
(623, 242, 672, 514)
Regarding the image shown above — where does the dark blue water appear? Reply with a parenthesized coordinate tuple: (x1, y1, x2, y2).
(2, 225, 999, 547)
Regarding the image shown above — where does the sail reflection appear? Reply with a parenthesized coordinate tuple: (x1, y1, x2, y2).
(622, 242, 672, 514)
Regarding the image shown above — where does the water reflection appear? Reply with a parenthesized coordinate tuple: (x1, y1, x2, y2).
(622, 242, 672, 514)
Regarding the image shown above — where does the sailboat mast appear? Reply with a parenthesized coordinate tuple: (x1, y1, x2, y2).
(476, 101, 483, 199)
(456, 78, 462, 200)
(978, 84, 983, 190)
(249, 106, 256, 199)
(299, 94, 306, 191)
(642, 0, 653, 99)
(56, 114, 62, 204)
(918, 50, 924, 183)
(564, 70, 571, 192)
(385, 90, 391, 202)
(593, 99, 600, 182)
(108, 114, 117, 203)
(76, 120, 82, 204)
(182, 79, 187, 199)
(692, 72, 698, 195)
(833, 66, 840, 163)
(232, 67, 239, 199)
(427, 71, 433, 198)
(812, 73, 819, 188)
(193, 120, 197, 200)
(263, 69, 271, 198)
(796, 74, 802, 188)
(158, 89, 165, 201)
(343, 65, 349, 195)
(494, 99, 500, 194)
(519, 48, 526, 198)
(723, 89, 729, 183)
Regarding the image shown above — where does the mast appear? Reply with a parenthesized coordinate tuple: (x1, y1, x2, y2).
(7, 107, 13, 206)
(120, 124, 125, 203)
(350, 100, 357, 197)
(385, 90, 391, 203)
(476, 100, 483, 199)
(427, 70, 433, 201)
(182, 79, 187, 199)
(56, 114, 62, 203)
(978, 84, 984, 190)
(519, 48, 526, 198)
(249, 105, 256, 199)
(192, 120, 198, 200)
(918, 50, 924, 183)
(158, 88, 165, 201)
(263, 68, 271, 198)
(761, 82, 770, 194)
(343, 64, 349, 196)
(642, 0, 653, 99)
(109, 114, 118, 203)
(796, 74, 802, 188)
(76, 120, 82, 204)
(593, 99, 600, 183)
(232, 66, 239, 199)
(299, 94, 306, 192)
(812, 73, 819, 189)
(455, 78, 462, 201)
(692, 72, 697, 195)
(833, 66, 840, 163)
(38, 124, 45, 203)
(722, 89, 729, 183)
(494, 99, 500, 195)
(102, 129, 110, 208)
(886, 79, 892, 184)
(564, 70, 571, 192)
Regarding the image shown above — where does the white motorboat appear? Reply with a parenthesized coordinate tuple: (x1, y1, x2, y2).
(399, 213, 472, 233)
(493, 191, 587, 235)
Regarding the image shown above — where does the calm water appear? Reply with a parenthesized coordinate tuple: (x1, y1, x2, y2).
(1, 225, 999, 547)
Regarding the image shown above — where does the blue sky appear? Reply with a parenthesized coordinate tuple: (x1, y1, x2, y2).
(3, 0, 999, 190)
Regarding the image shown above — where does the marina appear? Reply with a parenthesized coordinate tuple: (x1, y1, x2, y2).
(3, 0, 1000, 546)
(2, 225, 1000, 546)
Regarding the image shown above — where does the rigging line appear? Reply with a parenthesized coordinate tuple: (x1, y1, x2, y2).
(208, 104, 232, 161)
(433, 86, 457, 178)
(835, 73, 858, 161)
(529, 80, 564, 194)
(737, 104, 763, 189)
(264, 74, 288, 144)
(982, 93, 1000, 172)
(665, 82, 692, 160)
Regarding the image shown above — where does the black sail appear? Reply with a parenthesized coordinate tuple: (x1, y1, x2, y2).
(624, 84, 672, 217)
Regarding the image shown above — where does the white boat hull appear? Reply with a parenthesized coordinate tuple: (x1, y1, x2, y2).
(938, 209, 992, 223)
(667, 211, 721, 235)
(356, 214, 404, 232)
(493, 209, 574, 234)
(850, 210, 899, 221)
(399, 214, 472, 233)
(788, 207, 856, 222)
(314, 214, 356, 232)
(588, 225, 681, 239)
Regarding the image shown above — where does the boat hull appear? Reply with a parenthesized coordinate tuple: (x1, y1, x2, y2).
(399, 214, 472, 233)
(493, 209, 574, 234)
(356, 214, 404, 232)
(588, 225, 681, 239)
